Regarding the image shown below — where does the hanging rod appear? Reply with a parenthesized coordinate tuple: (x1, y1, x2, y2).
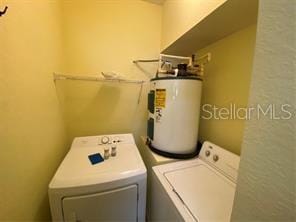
(132, 59, 159, 63)
(53, 73, 145, 84)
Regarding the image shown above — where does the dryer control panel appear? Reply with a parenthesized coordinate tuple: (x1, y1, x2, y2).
(71, 134, 136, 148)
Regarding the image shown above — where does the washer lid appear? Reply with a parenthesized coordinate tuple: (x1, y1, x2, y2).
(164, 163, 236, 222)
(49, 144, 146, 189)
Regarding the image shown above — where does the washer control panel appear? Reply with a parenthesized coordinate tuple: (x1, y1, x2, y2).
(199, 141, 240, 181)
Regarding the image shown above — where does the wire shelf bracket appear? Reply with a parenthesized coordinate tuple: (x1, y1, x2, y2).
(53, 73, 146, 104)
(53, 73, 145, 84)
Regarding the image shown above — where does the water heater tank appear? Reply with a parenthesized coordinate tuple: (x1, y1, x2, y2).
(147, 76, 202, 159)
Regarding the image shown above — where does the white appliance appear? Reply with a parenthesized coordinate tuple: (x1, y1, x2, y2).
(147, 77, 202, 159)
(138, 136, 183, 220)
(150, 141, 240, 222)
(48, 134, 147, 222)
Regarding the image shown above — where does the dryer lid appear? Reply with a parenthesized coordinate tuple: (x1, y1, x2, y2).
(49, 144, 146, 189)
(164, 163, 236, 222)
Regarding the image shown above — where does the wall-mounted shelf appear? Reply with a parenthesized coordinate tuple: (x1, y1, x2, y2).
(53, 73, 146, 104)
(53, 73, 145, 84)
(162, 0, 258, 56)
(132, 59, 159, 63)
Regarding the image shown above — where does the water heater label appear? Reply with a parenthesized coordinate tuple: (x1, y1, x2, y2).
(155, 89, 166, 108)
(156, 108, 162, 122)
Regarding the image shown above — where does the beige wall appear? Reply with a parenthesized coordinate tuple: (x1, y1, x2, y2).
(61, 0, 161, 80)
(0, 1, 161, 220)
(55, 80, 150, 145)
(0, 1, 67, 221)
(231, 0, 296, 220)
(161, 0, 226, 50)
(197, 25, 257, 155)
(58, 0, 162, 144)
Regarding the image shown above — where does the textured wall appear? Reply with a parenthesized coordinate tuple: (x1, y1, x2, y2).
(0, 1, 67, 220)
(231, 0, 296, 220)
(198, 25, 257, 155)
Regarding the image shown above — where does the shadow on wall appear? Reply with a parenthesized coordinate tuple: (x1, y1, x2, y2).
(55, 80, 149, 146)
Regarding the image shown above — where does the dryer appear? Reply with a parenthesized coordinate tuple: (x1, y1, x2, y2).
(48, 134, 147, 222)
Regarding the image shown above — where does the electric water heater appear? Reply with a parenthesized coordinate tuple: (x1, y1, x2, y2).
(147, 76, 202, 159)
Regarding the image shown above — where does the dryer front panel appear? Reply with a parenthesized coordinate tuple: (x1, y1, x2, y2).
(62, 185, 138, 221)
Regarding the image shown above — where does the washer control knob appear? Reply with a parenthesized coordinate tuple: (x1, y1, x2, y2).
(101, 136, 109, 144)
(205, 150, 211, 157)
(213, 154, 219, 162)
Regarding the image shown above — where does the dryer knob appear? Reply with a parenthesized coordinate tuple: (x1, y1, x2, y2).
(101, 136, 110, 144)
(205, 150, 211, 157)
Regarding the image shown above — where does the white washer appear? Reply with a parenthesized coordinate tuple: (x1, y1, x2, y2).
(48, 134, 147, 222)
(151, 141, 240, 222)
